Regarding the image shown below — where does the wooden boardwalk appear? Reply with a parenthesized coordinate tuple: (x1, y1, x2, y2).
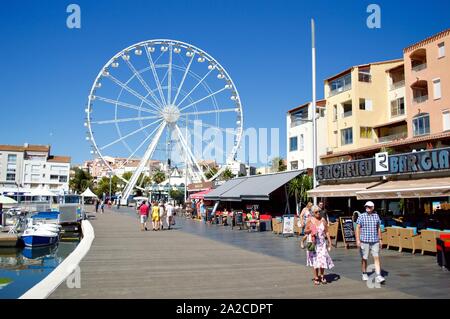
(47, 208, 438, 299)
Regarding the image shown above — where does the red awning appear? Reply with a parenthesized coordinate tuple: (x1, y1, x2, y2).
(190, 189, 212, 200)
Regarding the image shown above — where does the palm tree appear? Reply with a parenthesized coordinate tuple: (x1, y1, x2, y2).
(152, 170, 166, 184)
(204, 166, 218, 179)
(69, 168, 93, 194)
(271, 157, 287, 172)
(288, 174, 313, 214)
(221, 167, 235, 181)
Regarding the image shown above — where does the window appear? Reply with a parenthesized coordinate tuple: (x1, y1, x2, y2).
(50, 175, 59, 181)
(6, 173, 15, 181)
(433, 79, 442, 99)
(358, 67, 371, 82)
(7, 154, 17, 163)
(289, 136, 298, 152)
(291, 108, 309, 126)
(360, 126, 373, 139)
(59, 176, 68, 183)
(333, 105, 337, 121)
(341, 128, 353, 145)
(342, 101, 352, 118)
(391, 97, 405, 117)
(438, 42, 445, 58)
(329, 73, 351, 96)
(31, 174, 40, 182)
(31, 165, 40, 173)
(413, 113, 430, 136)
(299, 134, 304, 151)
(333, 130, 338, 146)
(443, 111, 450, 131)
(290, 161, 298, 170)
(359, 98, 373, 111)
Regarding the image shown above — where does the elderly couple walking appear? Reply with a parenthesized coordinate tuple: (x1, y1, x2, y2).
(301, 201, 385, 286)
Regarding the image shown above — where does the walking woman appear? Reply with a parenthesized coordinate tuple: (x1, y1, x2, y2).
(299, 202, 313, 249)
(304, 205, 334, 285)
(151, 201, 160, 231)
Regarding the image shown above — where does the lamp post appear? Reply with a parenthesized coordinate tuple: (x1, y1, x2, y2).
(311, 18, 318, 206)
(108, 171, 112, 202)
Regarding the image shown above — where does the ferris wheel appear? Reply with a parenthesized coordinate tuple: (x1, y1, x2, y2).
(85, 39, 243, 201)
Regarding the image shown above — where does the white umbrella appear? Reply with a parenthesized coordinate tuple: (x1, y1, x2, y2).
(80, 188, 98, 198)
(0, 195, 18, 205)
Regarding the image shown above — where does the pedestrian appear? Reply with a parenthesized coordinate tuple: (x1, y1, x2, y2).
(355, 201, 385, 284)
(305, 205, 334, 285)
(117, 196, 121, 210)
(95, 199, 100, 213)
(299, 202, 313, 249)
(100, 200, 105, 214)
(159, 201, 166, 230)
(318, 201, 330, 226)
(139, 200, 149, 231)
(151, 201, 160, 231)
(200, 200, 206, 224)
(166, 201, 174, 230)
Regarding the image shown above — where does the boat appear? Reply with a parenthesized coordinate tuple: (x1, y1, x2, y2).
(21, 227, 59, 247)
(22, 245, 57, 259)
(30, 211, 60, 225)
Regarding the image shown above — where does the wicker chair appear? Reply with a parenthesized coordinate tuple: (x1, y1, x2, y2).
(420, 230, 441, 254)
(398, 228, 422, 254)
(385, 227, 400, 250)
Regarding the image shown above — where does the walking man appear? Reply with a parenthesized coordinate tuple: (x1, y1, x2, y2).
(159, 201, 166, 230)
(355, 201, 385, 284)
(100, 200, 105, 214)
(139, 200, 149, 231)
(166, 201, 174, 230)
(95, 199, 100, 213)
(318, 201, 330, 226)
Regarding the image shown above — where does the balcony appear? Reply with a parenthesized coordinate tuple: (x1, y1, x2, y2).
(375, 132, 407, 143)
(329, 83, 352, 97)
(412, 63, 427, 72)
(390, 80, 405, 91)
(413, 95, 428, 104)
(342, 111, 353, 118)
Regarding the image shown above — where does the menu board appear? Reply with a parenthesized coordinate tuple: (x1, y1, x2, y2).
(339, 217, 357, 248)
(283, 215, 295, 235)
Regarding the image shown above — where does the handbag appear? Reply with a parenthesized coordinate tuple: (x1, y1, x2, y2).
(306, 234, 316, 252)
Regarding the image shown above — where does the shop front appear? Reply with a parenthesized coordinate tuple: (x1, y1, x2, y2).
(309, 147, 450, 229)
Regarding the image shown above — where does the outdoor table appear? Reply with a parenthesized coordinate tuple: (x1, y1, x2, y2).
(437, 237, 450, 270)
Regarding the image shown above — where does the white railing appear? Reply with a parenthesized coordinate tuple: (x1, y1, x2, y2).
(376, 132, 407, 143)
(342, 111, 353, 118)
(412, 63, 427, 72)
(390, 80, 405, 91)
(329, 83, 352, 97)
(413, 95, 428, 104)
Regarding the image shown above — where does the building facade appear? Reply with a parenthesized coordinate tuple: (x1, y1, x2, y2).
(287, 100, 327, 170)
(0, 144, 71, 195)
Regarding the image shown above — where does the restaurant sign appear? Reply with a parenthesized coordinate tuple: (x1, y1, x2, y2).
(316, 147, 450, 181)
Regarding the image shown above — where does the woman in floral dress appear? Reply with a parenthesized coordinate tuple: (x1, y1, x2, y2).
(305, 205, 334, 285)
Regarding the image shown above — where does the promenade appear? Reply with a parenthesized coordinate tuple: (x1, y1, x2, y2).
(49, 206, 450, 299)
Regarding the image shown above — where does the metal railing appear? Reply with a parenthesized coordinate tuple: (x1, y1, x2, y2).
(342, 110, 353, 118)
(412, 63, 427, 72)
(375, 132, 407, 143)
(390, 80, 405, 91)
(329, 83, 352, 97)
(413, 95, 428, 104)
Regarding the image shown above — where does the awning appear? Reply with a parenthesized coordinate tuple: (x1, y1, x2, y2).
(204, 170, 306, 201)
(80, 188, 98, 198)
(190, 189, 211, 200)
(355, 177, 450, 199)
(307, 182, 380, 198)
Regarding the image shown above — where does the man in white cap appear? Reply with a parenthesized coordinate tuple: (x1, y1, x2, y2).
(355, 201, 385, 284)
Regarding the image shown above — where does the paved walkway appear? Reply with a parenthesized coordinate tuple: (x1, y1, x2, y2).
(49, 207, 450, 299)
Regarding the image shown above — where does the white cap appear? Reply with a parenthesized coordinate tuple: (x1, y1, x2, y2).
(364, 201, 375, 207)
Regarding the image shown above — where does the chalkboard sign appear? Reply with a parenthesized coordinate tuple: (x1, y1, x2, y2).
(339, 216, 357, 248)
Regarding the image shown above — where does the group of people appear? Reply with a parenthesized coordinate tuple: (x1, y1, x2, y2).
(94, 198, 105, 214)
(297, 200, 385, 286)
(138, 200, 175, 231)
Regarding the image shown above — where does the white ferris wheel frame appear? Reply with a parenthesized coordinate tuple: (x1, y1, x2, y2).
(85, 39, 244, 199)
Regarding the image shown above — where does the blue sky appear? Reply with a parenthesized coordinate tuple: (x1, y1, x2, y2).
(0, 0, 449, 165)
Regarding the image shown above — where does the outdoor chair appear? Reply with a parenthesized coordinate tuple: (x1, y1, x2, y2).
(272, 218, 282, 235)
(420, 229, 441, 254)
(293, 217, 301, 236)
(381, 230, 388, 247)
(398, 227, 422, 254)
(328, 222, 339, 247)
(385, 227, 400, 250)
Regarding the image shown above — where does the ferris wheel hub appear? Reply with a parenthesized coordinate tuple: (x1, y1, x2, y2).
(161, 104, 180, 124)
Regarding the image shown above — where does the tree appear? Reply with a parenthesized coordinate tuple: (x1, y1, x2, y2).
(204, 166, 218, 179)
(122, 171, 133, 181)
(169, 189, 184, 204)
(221, 167, 235, 181)
(94, 176, 120, 198)
(69, 168, 93, 194)
(271, 157, 287, 172)
(152, 170, 166, 184)
(288, 174, 313, 214)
